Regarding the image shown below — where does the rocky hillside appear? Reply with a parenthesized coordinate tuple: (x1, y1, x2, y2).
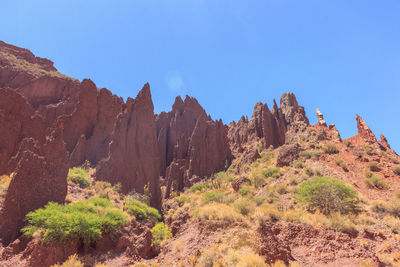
(0, 41, 399, 266)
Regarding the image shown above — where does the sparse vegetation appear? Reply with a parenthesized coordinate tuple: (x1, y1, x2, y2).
(196, 203, 242, 223)
(323, 143, 339, 154)
(297, 177, 359, 215)
(364, 172, 389, 190)
(52, 254, 84, 267)
(393, 165, 400, 176)
(123, 199, 161, 221)
(151, 222, 172, 248)
(261, 168, 281, 179)
(0, 174, 12, 197)
(203, 191, 225, 203)
(335, 157, 349, 172)
(238, 188, 251, 196)
(368, 161, 380, 172)
(22, 198, 127, 245)
(67, 167, 90, 188)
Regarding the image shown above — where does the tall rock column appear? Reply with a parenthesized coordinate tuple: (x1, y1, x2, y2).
(96, 84, 161, 209)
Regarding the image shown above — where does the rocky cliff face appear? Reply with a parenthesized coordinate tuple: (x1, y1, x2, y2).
(0, 89, 68, 245)
(96, 84, 162, 209)
(156, 96, 232, 197)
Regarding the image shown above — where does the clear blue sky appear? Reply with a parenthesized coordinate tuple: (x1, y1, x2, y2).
(1, 1, 399, 152)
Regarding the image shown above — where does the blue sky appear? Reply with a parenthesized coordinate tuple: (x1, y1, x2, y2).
(1, 0, 399, 152)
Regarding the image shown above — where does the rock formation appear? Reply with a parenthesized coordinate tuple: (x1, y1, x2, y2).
(312, 109, 341, 142)
(96, 84, 161, 209)
(156, 96, 232, 197)
(0, 120, 68, 245)
(228, 93, 309, 157)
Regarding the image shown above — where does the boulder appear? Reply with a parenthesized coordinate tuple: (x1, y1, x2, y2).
(277, 143, 301, 167)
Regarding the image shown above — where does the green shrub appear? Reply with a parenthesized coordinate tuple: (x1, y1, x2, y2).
(393, 165, 400, 176)
(368, 161, 380, 172)
(252, 196, 266, 206)
(233, 199, 252, 215)
(252, 173, 264, 189)
(238, 188, 251, 196)
(335, 157, 349, 172)
(294, 160, 304, 169)
(203, 191, 224, 203)
(123, 200, 161, 221)
(261, 168, 280, 179)
(22, 198, 126, 245)
(364, 172, 389, 190)
(67, 168, 90, 188)
(151, 223, 172, 247)
(297, 177, 359, 215)
(190, 183, 208, 192)
(323, 143, 339, 154)
(177, 196, 187, 207)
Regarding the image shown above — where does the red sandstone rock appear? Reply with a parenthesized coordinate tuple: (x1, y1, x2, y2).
(0, 121, 68, 245)
(156, 96, 232, 197)
(96, 83, 161, 209)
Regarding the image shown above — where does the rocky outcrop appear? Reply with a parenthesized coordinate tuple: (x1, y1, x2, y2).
(355, 114, 377, 143)
(156, 96, 232, 197)
(276, 143, 301, 167)
(228, 93, 309, 161)
(96, 84, 161, 209)
(312, 109, 341, 142)
(0, 121, 68, 245)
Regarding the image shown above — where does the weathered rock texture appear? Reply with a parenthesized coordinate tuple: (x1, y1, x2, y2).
(228, 93, 309, 157)
(156, 96, 232, 197)
(96, 84, 161, 209)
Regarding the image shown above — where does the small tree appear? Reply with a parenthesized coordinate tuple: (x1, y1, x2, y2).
(297, 177, 359, 215)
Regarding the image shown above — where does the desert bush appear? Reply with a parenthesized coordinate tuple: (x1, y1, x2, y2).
(53, 254, 83, 267)
(343, 140, 351, 147)
(261, 168, 281, 179)
(289, 176, 298, 186)
(305, 167, 315, 177)
(190, 183, 209, 192)
(328, 212, 358, 234)
(364, 145, 374, 155)
(238, 188, 251, 196)
(368, 161, 380, 172)
(196, 203, 242, 223)
(203, 191, 225, 203)
(237, 253, 265, 267)
(90, 181, 120, 200)
(335, 157, 349, 172)
(364, 172, 389, 189)
(252, 172, 264, 188)
(22, 198, 126, 245)
(123, 200, 161, 221)
(151, 222, 172, 247)
(67, 167, 90, 188)
(323, 143, 339, 154)
(297, 177, 359, 215)
(393, 165, 400, 176)
(275, 184, 288, 195)
(384, 215, 400, 234)
(294, 160, 304, 169)
(252, 196, 266, 206)
(260, 151, 275, 163)
(253, 205, 282, 224)
(233, 199, 252, 215)
(299, 150, 321, 160)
